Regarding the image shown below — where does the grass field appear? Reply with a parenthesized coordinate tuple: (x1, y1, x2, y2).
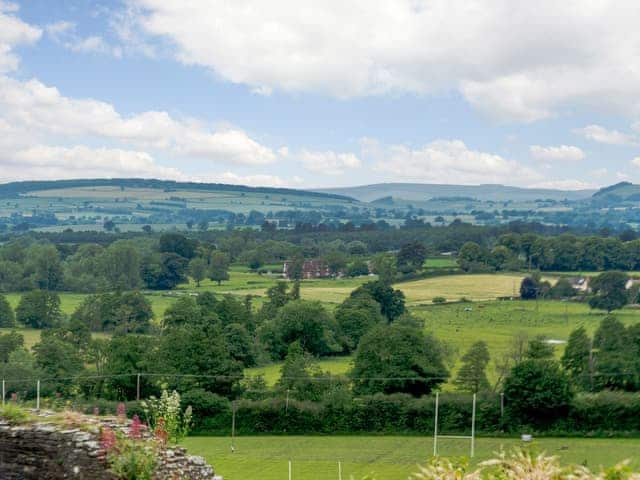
(397, 274, 526, 305)
(182, 436, 640, 479)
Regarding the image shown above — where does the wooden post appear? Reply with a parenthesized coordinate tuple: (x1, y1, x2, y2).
(1, 379, 4, 408)
(500, 392, 504, 418)
(231, 401, 236, 452)
(136, 373, 141, 401)
(288, 460, 292, 480)
(338, 461, 342, 480)
(470, 393, 476, 458)
(36, 380, 40, 410)
(433, 392, 439, 457)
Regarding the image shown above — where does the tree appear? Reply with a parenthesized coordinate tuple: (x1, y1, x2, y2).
(0, 294, 15, 327)
(142, 252, 188, 290)
(209, 251, 230, 286)
(275, 341, 327, 401)
(322, 250, 348, 277)
(458, 241, 491, 272)
(454, 341, 490, 393)
(370, 253, 397, 284)
(103, 219, 116, 232)
(104, 335, 156, 400)
(561, 326, 592, 390)
(159, 233, 197, 259)
(262, 300, 338, 359)
(32, 244, 64, 290)
(548, 278, 576, 299)
(99, 240, 141, 289)
(592, 316, 635, 390)
(352, 322, 448, 396)
(188, 257, 208, 287)
(503, 359, 573, 427)
(16, 290, 62, 328)
(526, 336, 555, 360)
(286, 253, 305, 281)
(0, 331, 23, 362)
(519, 275, 549, 300)
(335, 290, 384, 353)
(33, 334, 85, 396)
(589, 271, 630, 312)
(356, 281, 406, 321)
(346, 259, 370, 277)
(397, 241, 427, 274)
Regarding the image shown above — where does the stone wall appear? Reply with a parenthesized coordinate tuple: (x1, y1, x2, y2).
(0, 411, 218, 480)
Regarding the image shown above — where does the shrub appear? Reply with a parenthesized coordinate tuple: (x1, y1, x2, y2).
(0, 403, 30, 424)
(432, 296, 446, 304)
(142, 390, 192, 444)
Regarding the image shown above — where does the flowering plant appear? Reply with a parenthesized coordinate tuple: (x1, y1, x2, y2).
(142, 389, 192, 444)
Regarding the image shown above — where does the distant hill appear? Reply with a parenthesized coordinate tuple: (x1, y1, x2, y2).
(592, 181, 640, 201)
(314, 183, 596, 202)
(0, 178, 355, 202)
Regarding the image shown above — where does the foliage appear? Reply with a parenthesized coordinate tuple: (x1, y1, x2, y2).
(0, 403, 30, 424)
(16, 290, 62, 328)
(397, 241, 428, 274)
(0, 294, 15, 327)
(261, 300, 339, 359)
(188, 257, 208, 287)
(589, 271, 630, 312)
(334, 290, 384, 353)
(209, 251, 231, 285)
(504, 359, 574, 427)
(104, 430, 157, 480)
(454, 341, 490, 393)
(562, 327, 592, 390)
(0, 331, 24, 362)
(352, 321, 448, 396)
(354, 281, 406, 321)
(142, 389, 192, 444)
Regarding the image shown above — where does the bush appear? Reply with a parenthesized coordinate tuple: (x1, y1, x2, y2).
(432, 296, 446, 304)
(0, 403, 30, 424)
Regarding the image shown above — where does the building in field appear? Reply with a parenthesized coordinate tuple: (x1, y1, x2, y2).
(283, 259, 332, 279)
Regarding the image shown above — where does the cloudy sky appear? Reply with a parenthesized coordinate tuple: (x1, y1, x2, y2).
(2, 0, 640, 189)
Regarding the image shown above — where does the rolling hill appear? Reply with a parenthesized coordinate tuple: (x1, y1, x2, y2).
(314, 183, 596, 202)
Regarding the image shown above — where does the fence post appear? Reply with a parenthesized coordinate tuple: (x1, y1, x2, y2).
(36, 380, 40, 410)
(500, 392, 504, 418)
(433, 392, 439, 457)
(470, 393, 476, 458)
(231, 401, 236, 452)
(338, 461, 342, 480)
(2, 378, 4, 408)
(136, 373, 141, 401)
(288, 460, 292, 480)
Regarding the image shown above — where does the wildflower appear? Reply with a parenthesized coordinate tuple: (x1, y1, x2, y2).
(154, 417, 168, 444)
(100, 427, 117, 453)
(129, 415, 144, 439)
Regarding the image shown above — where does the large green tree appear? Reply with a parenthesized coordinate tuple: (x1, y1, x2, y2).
(454, 341, 491, 393)
(562, 327, 593, 390)
(352, 321, 448, 396)
(16, 290, 62, 329)
(396, 241, 427, 274)
(589, 271, 630, 312)
(209, 251, 231, 286)
(334, 290, 384, 353)
(0, 294, 15, 327)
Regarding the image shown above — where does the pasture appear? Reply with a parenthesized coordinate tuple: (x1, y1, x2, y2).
(182, 436, 640, 480)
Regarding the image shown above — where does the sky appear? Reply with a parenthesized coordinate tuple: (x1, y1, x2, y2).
(1, 0, 640, 190)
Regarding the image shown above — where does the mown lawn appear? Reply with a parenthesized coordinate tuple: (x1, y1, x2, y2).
(182, 436, 640, 480)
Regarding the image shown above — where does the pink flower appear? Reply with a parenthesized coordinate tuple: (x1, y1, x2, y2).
(129, 415, 143, 439)
(100, 427, 117, 452)
(117, 402, 126, 418)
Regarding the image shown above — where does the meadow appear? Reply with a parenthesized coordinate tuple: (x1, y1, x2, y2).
(182, 436, 640, 480)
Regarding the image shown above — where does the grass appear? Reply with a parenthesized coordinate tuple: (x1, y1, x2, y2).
(396, 274, 527, 305)
(247, 357, 354, 386)
(182, 436, 640, 480)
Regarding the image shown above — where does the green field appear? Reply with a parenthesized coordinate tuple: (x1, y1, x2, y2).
(182, 436, 640, 479)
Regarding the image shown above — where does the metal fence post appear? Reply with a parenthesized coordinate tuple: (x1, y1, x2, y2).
(36, 380, 40, 410)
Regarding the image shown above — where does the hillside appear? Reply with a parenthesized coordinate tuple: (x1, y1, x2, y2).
(315, 183, 596, 202)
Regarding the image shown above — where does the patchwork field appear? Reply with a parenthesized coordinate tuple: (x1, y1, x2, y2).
(182, 436, 640, 480)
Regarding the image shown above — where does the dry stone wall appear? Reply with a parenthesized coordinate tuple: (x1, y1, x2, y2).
(0, 411, 217, 480)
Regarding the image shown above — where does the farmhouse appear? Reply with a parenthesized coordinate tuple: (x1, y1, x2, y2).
(283, 259, 332, 279)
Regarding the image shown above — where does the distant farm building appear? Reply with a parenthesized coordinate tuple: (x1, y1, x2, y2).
(283, 259, 332, 279)
(567, 276, 591, 293)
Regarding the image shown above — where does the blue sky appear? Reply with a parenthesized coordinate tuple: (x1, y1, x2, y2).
(1, 0, 640, 189)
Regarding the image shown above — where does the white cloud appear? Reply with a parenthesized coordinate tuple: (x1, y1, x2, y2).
(530, 179, 595, 190)
(1, 145, 183, 182)
(589, 168, 608, 177)
(0, 4, 41, 72)
(574, 125, 638, 146)
(124, 0, 640, 121)
(365, 138, 541, 186)
(45, 20, 75, 39)
(201, 172, 303, 188)
(299, 150, 361, 175)
(631, 157, 640, 168)
(0, 76, 280, 166)
(530, 145, 585, 163)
